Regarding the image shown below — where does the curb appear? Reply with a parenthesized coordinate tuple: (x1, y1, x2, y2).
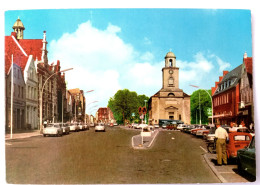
(203, 153, 227, 183)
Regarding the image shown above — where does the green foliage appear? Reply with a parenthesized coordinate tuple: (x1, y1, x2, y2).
(190, 89, 212, 124)
(108, 89, 149, 124)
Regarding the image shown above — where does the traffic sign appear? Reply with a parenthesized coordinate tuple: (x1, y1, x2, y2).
(142, 106, 147, 115)
(138, 107, 142, 115)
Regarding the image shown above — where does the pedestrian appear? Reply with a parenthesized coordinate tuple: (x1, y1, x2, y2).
(229, 122, 236, 132)
(43, 120, 47, 128)
(215, 122, 229, 166)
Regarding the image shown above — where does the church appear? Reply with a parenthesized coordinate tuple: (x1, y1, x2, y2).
(148, 51, 190, 125)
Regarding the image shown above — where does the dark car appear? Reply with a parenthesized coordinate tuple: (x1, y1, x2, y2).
(237, 136, 255, 176)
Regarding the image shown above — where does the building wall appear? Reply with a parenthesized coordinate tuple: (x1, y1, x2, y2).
(5, 63, 26, 130)
(24, 56, 38, 129)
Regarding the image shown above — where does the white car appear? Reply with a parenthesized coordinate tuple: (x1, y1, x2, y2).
(61, 123, 70, 135)
(138, 123, 148, 129)
(133, 123, 139, 129)
(154, 124, 160, 128)
(69, 123, 79, 132)
(78, 123, 84, 131)
(177, 124, 187, 130)
(95, 123, 105, 132)
(43, 123, 63, 137)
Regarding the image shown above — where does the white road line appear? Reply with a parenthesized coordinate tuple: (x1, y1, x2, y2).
(200, 146, 208, 153)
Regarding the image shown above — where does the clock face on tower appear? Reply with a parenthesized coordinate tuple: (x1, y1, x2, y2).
(169, 70, 173, 74)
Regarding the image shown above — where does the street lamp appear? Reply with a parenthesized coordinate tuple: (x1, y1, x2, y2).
(83, 91, 95, 124)
(190, 85, 214, 125)
(40, 68, 73, 132)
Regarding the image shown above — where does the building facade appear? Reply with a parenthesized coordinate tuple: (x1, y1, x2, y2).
(148, 51, 191, 125)
(211, 53, 253, 127)
(68, 88, 86, 122)
(97, 107, 114, 124)
(238, 53, 253, 127)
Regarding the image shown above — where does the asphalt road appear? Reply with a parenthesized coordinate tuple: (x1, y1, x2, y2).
(5, 127, 220, 184)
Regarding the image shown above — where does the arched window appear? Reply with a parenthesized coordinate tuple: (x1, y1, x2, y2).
(169, 59, 173, 67)
(168, 93, 175, 97)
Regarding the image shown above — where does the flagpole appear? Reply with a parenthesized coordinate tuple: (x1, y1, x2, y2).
(10, 54, 14, 139)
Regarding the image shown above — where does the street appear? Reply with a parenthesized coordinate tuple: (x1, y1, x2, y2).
(6, 127, 220, 184)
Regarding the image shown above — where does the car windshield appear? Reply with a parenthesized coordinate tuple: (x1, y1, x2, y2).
(46, 124, 54, 128)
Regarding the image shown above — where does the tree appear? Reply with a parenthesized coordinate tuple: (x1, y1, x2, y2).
(108, 89, 149, 125)
(190, 89, 212, 124)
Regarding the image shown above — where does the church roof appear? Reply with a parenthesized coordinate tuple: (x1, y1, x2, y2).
(12, 18, 25, 29)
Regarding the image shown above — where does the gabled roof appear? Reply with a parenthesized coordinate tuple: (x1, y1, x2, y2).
(5, 35, 28, 74)
(19, 39, 42, 61)
(213, 64, 242, 96)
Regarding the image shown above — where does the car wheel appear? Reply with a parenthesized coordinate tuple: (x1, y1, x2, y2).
(43, 134, 46, 137)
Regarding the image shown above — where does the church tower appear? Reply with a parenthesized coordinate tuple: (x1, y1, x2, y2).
(12, 17, 25, 40)
(162, 51, 179, 89)
(148, 51, 190, 126)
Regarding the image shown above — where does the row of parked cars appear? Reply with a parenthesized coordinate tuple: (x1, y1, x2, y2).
(178, 124, 256, 177)
(43, 122, 90, 137)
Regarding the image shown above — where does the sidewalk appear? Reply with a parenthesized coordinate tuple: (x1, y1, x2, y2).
(204, 152, 255, 183)
(5, 130, 42, 141)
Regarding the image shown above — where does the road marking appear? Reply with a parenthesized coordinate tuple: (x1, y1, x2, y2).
(200, 146, 208, 153)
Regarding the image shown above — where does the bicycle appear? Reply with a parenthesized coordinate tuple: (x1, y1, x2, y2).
(207, 138, 216, 154)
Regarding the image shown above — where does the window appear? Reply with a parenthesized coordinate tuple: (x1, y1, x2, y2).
(169, 59, 173, 67)
(168, 77, 174, 86)
(21, 87, 23, 98)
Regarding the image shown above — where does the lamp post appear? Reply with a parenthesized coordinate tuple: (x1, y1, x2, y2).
(190, 85, 214, 125)
(83, 90, 95, 124)
(40, 68, 73, 132)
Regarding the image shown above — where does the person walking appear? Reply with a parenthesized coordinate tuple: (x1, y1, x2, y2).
(215, 122, 229, 166)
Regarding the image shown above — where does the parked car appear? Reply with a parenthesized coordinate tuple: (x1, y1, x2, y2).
(154, 124, 160, 129)
(95, 123, 105, 132)
(43, 123, 63, 137)
(61, 123, 70, 135)
(133, 123, 139, 129)
(166, 123, 177, 130)
(78, 123, 84, 131)
(196, 126, 211, 137)
(237, 136, 255, 176)
(69, 123, 79, 132)
(177, 124, 187, 130)
(226, 132, 252, 159)
(83, 123, 89, 130)
(138, 123, 148, 129)
(162, 124, 168, 129)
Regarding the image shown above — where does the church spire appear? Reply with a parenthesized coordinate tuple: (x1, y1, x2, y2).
(12, 17, 25, 39)
(41, 31, 48, 66)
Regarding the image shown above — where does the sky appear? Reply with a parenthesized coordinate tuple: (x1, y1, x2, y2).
(4, 9, 253, 114)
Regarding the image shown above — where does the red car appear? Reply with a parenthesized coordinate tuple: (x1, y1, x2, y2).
(226, 132, 252, 159)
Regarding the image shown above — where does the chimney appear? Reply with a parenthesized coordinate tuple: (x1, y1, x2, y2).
(223, 71, 229, 76)
(243, 52, 247, 59)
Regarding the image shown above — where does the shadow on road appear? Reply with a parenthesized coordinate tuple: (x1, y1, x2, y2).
(232, 169, 256, 182)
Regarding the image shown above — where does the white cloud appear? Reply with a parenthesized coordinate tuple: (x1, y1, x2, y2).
(48, 20, 231, 109)
(49, 21, 159, 107)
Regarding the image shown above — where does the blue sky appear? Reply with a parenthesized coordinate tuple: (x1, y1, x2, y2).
(5, 9, 252, 111)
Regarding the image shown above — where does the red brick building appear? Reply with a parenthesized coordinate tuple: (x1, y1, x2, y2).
(211, 53, 253, 128)
(97, 107, 114, 124)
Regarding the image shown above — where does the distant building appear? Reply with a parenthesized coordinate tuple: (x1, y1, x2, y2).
(148, 51, 191, 125)
(68, 88, 86, 122)
(97, 107, 114, 124)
